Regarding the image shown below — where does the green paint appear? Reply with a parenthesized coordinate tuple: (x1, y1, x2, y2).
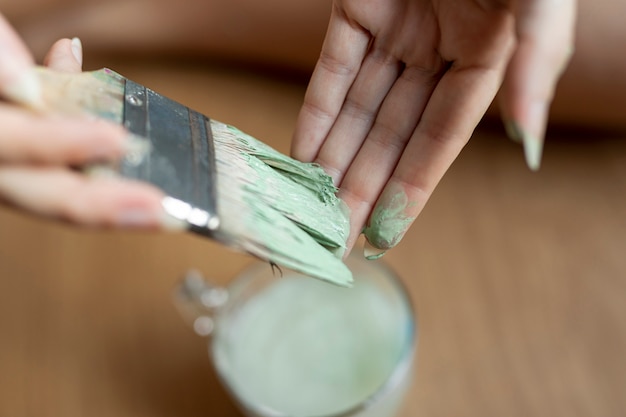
(226, 126, 349, 249)
(230, 125, 338, 205)
(213, 262, 411, 415)
(365, 251, 386, 261)
(363, 190, 415, 253)
(211, 121, 352, 286)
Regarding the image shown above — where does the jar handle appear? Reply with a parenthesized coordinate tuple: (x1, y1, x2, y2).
(173, 269, 229, 337)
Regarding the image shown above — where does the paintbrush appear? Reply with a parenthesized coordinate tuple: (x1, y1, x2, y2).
(9, 67, 353, 286)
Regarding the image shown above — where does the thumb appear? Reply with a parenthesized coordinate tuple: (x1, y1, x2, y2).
(43, 37, 84, 73)
(499, 0, 576, 171)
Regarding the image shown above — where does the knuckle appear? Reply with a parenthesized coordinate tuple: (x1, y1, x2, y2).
(402, 64, 443, 86)
(342, 96, 375, 123)
(369, 123, 408, 155)
(340, 186, 374, 217)
(301, 100, 336, 125)
(318, 50, 359, 78)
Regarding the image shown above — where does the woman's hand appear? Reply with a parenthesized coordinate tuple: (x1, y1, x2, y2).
(292, 0, 575, 256)
(0, 14, 172, 229)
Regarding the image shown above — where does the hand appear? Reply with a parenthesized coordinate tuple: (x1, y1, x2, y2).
(291, 0, 576, 256)
(0, 14, 172, 229)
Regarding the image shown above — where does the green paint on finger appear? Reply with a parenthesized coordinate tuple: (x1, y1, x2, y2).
(363, 187, 415, 251)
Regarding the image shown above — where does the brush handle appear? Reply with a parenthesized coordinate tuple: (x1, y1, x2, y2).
(120, 76, 220, 233)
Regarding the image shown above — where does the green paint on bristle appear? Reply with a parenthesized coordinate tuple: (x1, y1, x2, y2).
(211, 121, 352, 286)
(226, 126, 348, 247)
(228, 126, 338, 204)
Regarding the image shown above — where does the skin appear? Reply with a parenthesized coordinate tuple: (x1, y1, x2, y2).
(1, 0, 624, 256)
(0, 15, 167, 228)
(290, 0, 575, 252)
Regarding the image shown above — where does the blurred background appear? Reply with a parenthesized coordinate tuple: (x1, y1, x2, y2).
(1, 1, 626, 416)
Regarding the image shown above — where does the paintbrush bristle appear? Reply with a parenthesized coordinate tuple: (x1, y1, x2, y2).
(209, 121, 352, 286)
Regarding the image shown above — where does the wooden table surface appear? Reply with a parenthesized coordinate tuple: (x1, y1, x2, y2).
(1, 57, 625, 417)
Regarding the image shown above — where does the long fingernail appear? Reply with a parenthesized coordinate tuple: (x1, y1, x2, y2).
(557, 45, 575, 77)
(503, 120, 523, 144)
(160, 210, 189, 231)
(2, 67, 41, 107)
(521, 101, 548, 171)
(521, 131, 544, 171)
(364, 240, 386, 260)
(116, 208, 158, 228)
(71, 37, 83, 67)
(116, 206, 187, 231)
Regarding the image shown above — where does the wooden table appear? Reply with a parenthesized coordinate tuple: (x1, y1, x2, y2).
(1, 57, 625, 417)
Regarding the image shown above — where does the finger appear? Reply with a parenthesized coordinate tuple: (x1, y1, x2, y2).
(312, 44, 403, 184)
(43, 37, 83, 73)
(290, 5, 371, 163)
(363, 59, 511, 254)
(0, 166, 172, 229)
(499, 0, 577, 170)
(0, 14, 39, 106)
(0, 103, 128, 164)
(337, 64, 441, 250)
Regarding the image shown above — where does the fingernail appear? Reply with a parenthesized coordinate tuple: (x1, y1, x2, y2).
(116, 208, 159, 228)
(116, 206, 187, 231)
(364, 240, 386, 260)
(503, 120, 523, 144)
(521, 100, 548, 171)
(71, 37, 83, 67)
(557, 45, 575, 77)
(2, 67, 42, 107)
(84, 165, 118, 178)
(521, 131, 544, 171)
(160, 210, 189, 231)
